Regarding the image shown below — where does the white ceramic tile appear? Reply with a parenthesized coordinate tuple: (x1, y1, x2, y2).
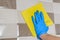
(2, 24, 17, 38)
(54, 14, 60, 24)
(39, 0, 53, 3)
(47, 24, 56, 35)
(0, 9, 19, 24)
(0, 24, 6, 36)
(17, 11, 25, 23)
(0, 6, 7, 9)
(53, 3, 60, 14)
(16, 0, 39, 10)
(17, 37, 37, 40)
(41, 2, 53, 13)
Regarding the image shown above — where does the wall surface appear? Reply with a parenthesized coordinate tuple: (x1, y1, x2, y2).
(0, 0, 60, 40)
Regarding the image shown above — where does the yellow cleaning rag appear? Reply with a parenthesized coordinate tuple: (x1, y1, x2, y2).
(21, 3, 53, 37)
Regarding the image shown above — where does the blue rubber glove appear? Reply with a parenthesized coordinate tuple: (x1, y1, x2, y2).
(32, 10, 49, 38)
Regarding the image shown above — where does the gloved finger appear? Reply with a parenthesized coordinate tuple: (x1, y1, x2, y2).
(39, 12, 42, 21)
(35, 11, 42, 22)
(31, 16, 36, 25)
(40, 12, 44, 21)
(34, 10, 40, 23)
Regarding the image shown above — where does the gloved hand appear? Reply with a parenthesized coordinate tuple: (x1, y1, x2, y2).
(31, 10, 49, 38)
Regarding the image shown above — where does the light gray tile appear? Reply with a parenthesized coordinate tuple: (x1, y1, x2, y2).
(18, 23, 32, 37)
(2, 24, 17, 37)
(39, 0, 53, 3)
(47, 24, 56, 35)
(55, 24, 60, 35)
(0, 9, 18, 24)
(54, 14, 60, 24)
(18, 11, 25, 23)
(41, 2, 53, 13)
(16, 0, 39, 10)
(18, 37, 37, 40)
(53, 3, 60, 14)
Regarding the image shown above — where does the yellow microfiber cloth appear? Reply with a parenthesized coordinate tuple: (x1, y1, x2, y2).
(21, 3, 53, 37)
